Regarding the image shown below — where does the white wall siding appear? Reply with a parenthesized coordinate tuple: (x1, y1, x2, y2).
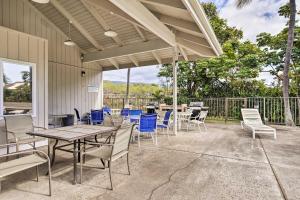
(0, 26, 48, 128)
(0, 0, 103, 126)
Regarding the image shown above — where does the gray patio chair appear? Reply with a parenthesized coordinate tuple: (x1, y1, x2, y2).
(0, 143, 52, 196)
(80, 123, 133, 190)
(4, 115, 45, 153)
(241, 109, 276, 139)
(187, 110, 208, 132)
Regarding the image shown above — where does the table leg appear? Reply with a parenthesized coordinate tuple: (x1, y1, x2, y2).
(47, 139, 51, 159)
(77, 139, 81, 163)
(73, 141, 78, 185)
(51, 140, 59, 168)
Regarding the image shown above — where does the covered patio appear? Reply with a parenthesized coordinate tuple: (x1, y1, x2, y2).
(1, 0, 299, 200)
(0, 0, 221, 134)
(0, 124, 300, 200)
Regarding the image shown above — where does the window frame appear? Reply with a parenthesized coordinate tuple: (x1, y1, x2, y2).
(0, 58, 37, 118)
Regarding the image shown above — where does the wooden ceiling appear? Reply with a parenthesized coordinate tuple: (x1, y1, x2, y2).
(31, 0, 222, 71)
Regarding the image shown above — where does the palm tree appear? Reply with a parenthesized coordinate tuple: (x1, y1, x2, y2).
(236, 0, 296, 126)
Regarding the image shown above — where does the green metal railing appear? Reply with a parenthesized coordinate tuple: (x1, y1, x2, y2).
(103, 97, 300, 125)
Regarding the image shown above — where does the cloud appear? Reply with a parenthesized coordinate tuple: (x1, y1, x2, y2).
(217, 0, 299, 42)
(103, 65, 161, 84)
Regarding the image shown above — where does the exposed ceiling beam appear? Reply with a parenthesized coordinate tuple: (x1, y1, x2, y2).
(151, 51, 162, 64)
(80, 0, 123, 46)
(176, 37, 215, 58)
(181, 0, 222, 55)
(158, 14, 204, 37)
(87, 0, 144, 29)
(133, 25, 147, 42)
(83, 39, 170, 62)
(128, 55, 139, 66)
(178, 46, 188, 61)
(108, 58, 119, 69)
(51, 0, 103, 50)
(176, 31, 210, 48)
(101, 55, 201, 71)
(109, 0, 176, 46)
(139, 0, 186, 10)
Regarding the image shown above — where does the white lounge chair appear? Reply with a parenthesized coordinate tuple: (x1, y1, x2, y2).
(241, 109, 276, 139)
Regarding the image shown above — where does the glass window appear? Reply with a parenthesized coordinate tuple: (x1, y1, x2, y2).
(1, 60, 35, 116)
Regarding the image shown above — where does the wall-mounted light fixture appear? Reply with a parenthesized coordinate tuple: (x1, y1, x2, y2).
(81, 70, 86, 77)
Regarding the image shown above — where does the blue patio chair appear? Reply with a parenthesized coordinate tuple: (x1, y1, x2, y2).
(157, 110, 173, 137)
(129, 109, 143, 123)
(135, 114, 158, 147)
(103, 106, 112, 115)
(90, 109, 104, 125)
(121, 108, 130, 119)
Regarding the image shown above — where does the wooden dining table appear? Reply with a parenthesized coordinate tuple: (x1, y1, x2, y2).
(27, 125, 117, 184)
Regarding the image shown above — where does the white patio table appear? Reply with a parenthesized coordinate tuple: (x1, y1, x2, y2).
(27, 125, 117, 184)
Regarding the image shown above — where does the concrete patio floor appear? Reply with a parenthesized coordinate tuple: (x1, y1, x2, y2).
(0, 123, 299, 200)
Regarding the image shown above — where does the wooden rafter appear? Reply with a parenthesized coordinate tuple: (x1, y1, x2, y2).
(159, 14, 204, 37)
(151, 51, 162, 64)
(108, 58, 119, 69)
(176, 37, 215, 58)
(51, 0, 104, 50)
(128, 55, 139, 66)
(80, 0, 123, 46)
(133, 25, 147, 42)
(139, 0, 186, 10)
(176, 31, 210, 48)
(84, 39, 169, 62)
(178, 46, 188, 61)
(110, 0, 176, 46)
(87, 0, 143, 28)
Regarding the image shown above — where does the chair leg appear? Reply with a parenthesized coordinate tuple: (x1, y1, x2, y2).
(80, 153, 83, 184)
(155, 131, 158, 145)
(48, 160, 52, 196)
(126, 153, 130, 175)
(203, 123, 207, 132)
(274, 130, 277, 139)
(252, 131, 256, 139)
(36, 165, 39, 182)
(167, 127, 169, 138)
(6, 146, 9, 161)
(138, 133, 141, 147)
(100, 158, 106, 168)
(51, 140, 59, 168)
(108, 161, 113, 190)
(83, 139, 86, 164)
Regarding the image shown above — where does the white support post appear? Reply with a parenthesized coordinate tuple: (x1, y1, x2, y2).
(125, 68, 131, 107)
(173, 47, 179, 135)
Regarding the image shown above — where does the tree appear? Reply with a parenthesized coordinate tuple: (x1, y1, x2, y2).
(3, 73, 10, 84)
(158, 3, 264, 100)
(158, 39, 264, 99)
(235, 0, 297, 126)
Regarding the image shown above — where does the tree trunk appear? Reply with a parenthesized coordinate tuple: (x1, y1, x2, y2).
(297, 96, 300, 125)
(282, 0, 296, 126)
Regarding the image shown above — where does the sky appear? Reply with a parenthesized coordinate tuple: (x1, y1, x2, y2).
(103, 0, 299, 85)
(2, 62, 30, 83)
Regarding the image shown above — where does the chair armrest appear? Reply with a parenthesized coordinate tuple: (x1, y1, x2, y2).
(85, 142, 113, 147)
(0, 148, 50, 162)
(34, 126, 47, 130)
